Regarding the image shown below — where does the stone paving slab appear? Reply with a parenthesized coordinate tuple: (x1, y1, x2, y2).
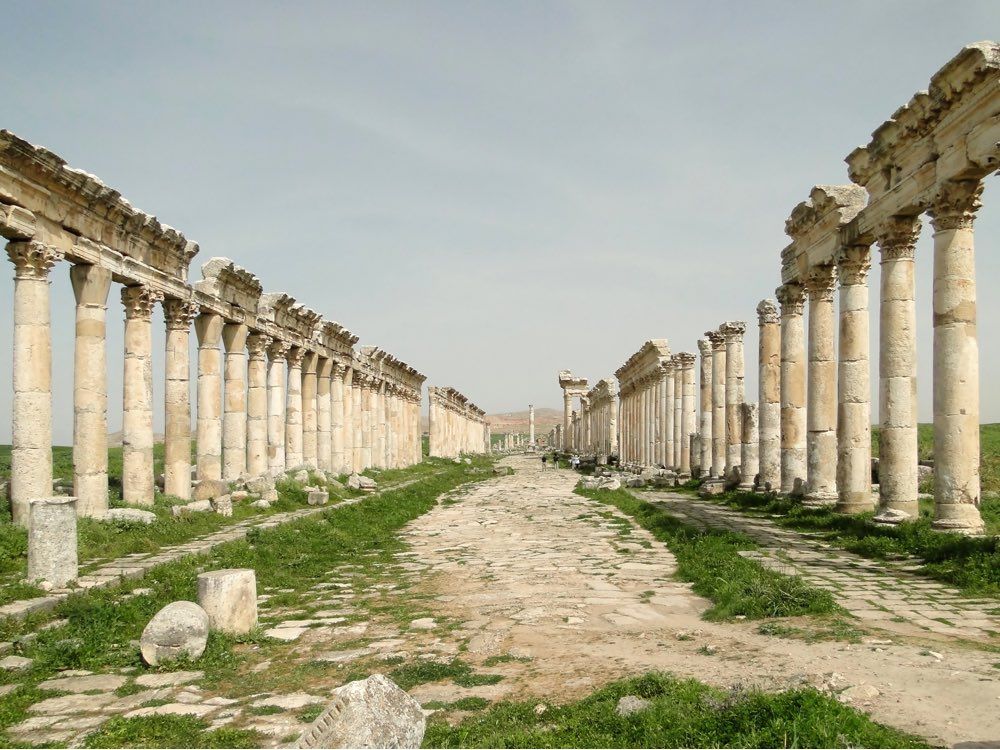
(642, 490, 1000, 641)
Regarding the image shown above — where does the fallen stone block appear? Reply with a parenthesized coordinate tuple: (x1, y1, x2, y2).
(192, 479, 229, 502)
(250, 499, 271, 510)
(198, 569, 257, 635)
(140, 601, 209, 666)
(615, 695, 651, 716)
(245, 475, 275, 494)
(293, 469, 310, 483)
(171, 500, 212, 517)
(211, 495, 233, 517)
(104, 508, 157, 525)
(231, 490, 251, 503)
(307, 490, 329, 506)
(347, 474, 377, 492)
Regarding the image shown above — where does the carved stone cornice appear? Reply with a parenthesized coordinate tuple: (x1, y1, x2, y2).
(877, 216, 921, 261)
(6, 240, 62, 279)
(246, 333, 271, 359)
(163, 298, 200, 330)
(803, 264, 837, 302)
(756, 299, 780, 325)
(930, 180, 984, 232)
(121, 285, 164, 320)
(837, 246, 872, 286)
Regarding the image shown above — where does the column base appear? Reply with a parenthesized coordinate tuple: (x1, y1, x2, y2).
(932, 505, 985, 535)
(834, 492, 875, 515)
(802, 491, 837, 508)
(872, 503, 919, 526)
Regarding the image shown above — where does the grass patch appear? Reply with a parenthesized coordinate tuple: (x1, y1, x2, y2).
(83, 715, 261, 748)
(423, 671, 928, 748)
(297, 704, 325, 723)
(577, 487, 840, 621)
(388, 659, 502, 691)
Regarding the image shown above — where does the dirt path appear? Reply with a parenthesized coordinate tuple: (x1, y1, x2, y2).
(401, 455, 1000, 748)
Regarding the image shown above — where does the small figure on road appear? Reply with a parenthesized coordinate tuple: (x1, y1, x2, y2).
(570, 455, 581, 470)
(541, 455, 548, 469)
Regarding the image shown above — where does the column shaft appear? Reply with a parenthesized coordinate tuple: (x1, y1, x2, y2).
(222, 322, 249, 480)
(163, 299, 198, 498)
(122, 285, 163, 506)
(777, 285, 806, 494)
(757, 300, 781, 492)
(804, 267, 837, 506)
(285, 348, 304, 469)
(301, 352, 318, 469)
(266, 341, 288, 475)
(246, 334, 270, 477)
(316, 358, 332, 473)
(195, 312, 224, 481)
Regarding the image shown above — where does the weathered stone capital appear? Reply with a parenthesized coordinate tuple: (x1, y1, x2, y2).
(246, 333, 271, 359)
(285, 347, 305, 368)
(803, 264, 836, 302)
(6, 240, 62, 279)
(756, 299, 780, 325)
(929, 180, 984, 232)
(836, 245, 871, 286)
(661, 359, 676, 374)
(697, 338, 712, 356)
(705, 330, 725, 350)
(266, 339, 289, 361)
(775, 282, 804, 316)
(676, 352, 697, 369)
(331, 362, 347, 377)
(877, 215, 921, 260)
(163, 298, 200, 330)
(720, 321, 747, 343)
(121, 285, 164, 320)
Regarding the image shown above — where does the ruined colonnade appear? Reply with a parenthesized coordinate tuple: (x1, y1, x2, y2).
(427, 387, 490, 458)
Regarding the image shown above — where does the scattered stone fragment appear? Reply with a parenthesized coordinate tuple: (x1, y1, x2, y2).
(38, 673, 126, 693)
(104, 508, 157, 525)
(616, 695, 651, 716)
(251, 692, 326, 710)
(135, 670, 204, 687)
(192, 479, 229, 502)
(0, 656, 32, 671)
(171, 499, 212, 517)
(140, 601, 210, 666)
(251, 499, 271, 510)
(838, 684, 880, 703)
(409, 618, 436, 630)
(211, 494, 233, 517)
(198, 569, 258, 634)
(348, 474, 377, 492)
(307, 490, 329, 506)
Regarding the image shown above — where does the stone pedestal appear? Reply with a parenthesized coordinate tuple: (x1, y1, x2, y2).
(70, 264, 112, 517)
(804, 266, 837, 507)
(222, 323, 249, 481)
(122, 285, 163, 506)
(777, 284, 806, 495)
(195, 312, 225, 482)
(757, 300, 781, 493)
(28, 497, 77, 587)
(266, 340, 289, 475)
(246, 334, 270, 477)
(163, 299, 199, 500)
(197, 568, 258, 634)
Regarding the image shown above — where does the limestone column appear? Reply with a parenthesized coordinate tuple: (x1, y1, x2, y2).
(222, 322, 249, 481)
(697, 340, 712, 475)
(360, 377, 373, 469)
(121, 284, 163, 506)
(739, 403, 760, 490)
(637, 385, 646, 465)
(285, 347, 304, 469)
(529, 404, 535, 445)
(929, 181, 985, 534)
(163, 299, 199, 499)
(777, 284, 806, 495)
(803, 266, 837, 506)
(70, 264, 113, 516)
(7, 242, 62, 526)
(876, 217, 921, 522)
(375, 382, 386, 468)
(331, 363, 346, 473)
(266, 340, 289, 475)
(316, 358, 332, 473)
(563, 391, 572, 450)
(706, 332, 726, 479)
(301, 352, 318, 469)
(756, 300, 781, 493)
(672, 360, 683, 470)
(835, 248, 874, 514)
(352, 375, 363, 471)
(721, 321, 746, 485)
(610, 390, 619, 457)
(195, 312, 224, 481)
(679, 352, 696, 477)
(245, 333, 270, 478)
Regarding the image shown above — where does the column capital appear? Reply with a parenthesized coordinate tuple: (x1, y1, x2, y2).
(697, 338, 712, 357)
(266, 339, 289, 361)
(720, 320, 747, 343)
(775, 282, 804, 316)
(676, 351, 697, 369)
(756, 298, 780, 325)
(331, 361, 348, 377)
(929, 179, 984, 232)
(803, 264, 836, 302)
(837, 245, 871, 286)
(7, 240, 62, 279)
(301, 350, 319, 373)
(246, 332, 271, 359)
(163, 298, 200, 330)
(122, 284, 164, 320)
(704, 330, 725, 351)
(285, 347, 305, 368)
(877, 215, 921, 260)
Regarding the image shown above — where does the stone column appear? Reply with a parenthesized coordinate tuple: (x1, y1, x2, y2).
(222, 322, 249, 481)
(529, 404, 535, 445)
(266, 340, 289, 475)
(375, 382, 386, 468)
(777, 284, 806, 495)
(342, 368, 355, 472)
(756, 299, 781, 493)
(122, 285, 163, 506)
(195, 312, 224, 482)
(301, 352, 318, 469)
(739, 403, 759, 490)
(638, 385, 647, 466)
(563, 391, 572, 450)
(929, 181, 985, 534)
(331, 364, 346, 474)
(707, 331, 726, 480)
(285, 347, 304, 469)
(697, 339, 712, 476)
(679, 352, 696, 477)
(672, 360, 683, 470)
(610, 391, 619, 458)
(7, 242, 62, 526)
(246, 333, 270, 478)
(360, 377, 373, 469)
(316, 358, 332, 473)
(835, 248, 874, 514)
(875, 217, 921, 522)
(803, 266, 837, 506)
(70, 264, 113, 516)
(163, 299, 199, 499)
(352, 375, 363, 471)
(721, 321, 746, 486)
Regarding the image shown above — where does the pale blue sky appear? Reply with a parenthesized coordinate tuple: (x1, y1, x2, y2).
(0, 1, 997, 443)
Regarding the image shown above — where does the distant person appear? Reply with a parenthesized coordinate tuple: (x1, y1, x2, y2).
(541, 455, 548, 469)
(570, 455, 580, 470)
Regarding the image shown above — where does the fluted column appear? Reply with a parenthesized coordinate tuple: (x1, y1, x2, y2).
(777, 284, 806, 495)
(122, 285, 163, 506)
(316, 358, 333, 473)
(71, 264, 113, 516)
(331, 364, 346, 474)
(285, 347, 304, 469)
(163, 299, 199, 499)
(678, 352, 696, 477)
(721, 321, 746, 486)
(803, 266, 837, 506)
(875, 217, 921, 522)
(222, 322, 249, 481)
(697, 340, 712, 476)
(301, 352, 318, 469)
(266, 340, 289, 475)
(707, 331, 726, 480)
(195, 312, 224, 481)
(835, 248, 873, 514)
(757, 300, 781, 493)
(929, 181, 984, 534)
(246, 333, 270, 477)
(7, 242, 62, 526)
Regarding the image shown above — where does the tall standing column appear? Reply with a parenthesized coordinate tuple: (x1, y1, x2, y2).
(246, 333, 270, 478)
(678, 352, 696, 477)
(316, 358, 333, 473)
(301, 352, 318, 469)
(331, 364, 346, 474)
(360, 377, 373, 469)
(661, 363, 673, 471)
(739, 403, 760, 490)
(638, 385, 647, 466)
(375, 382, 387, 468)
(672, 360, 683, 470)
(285, 347, 304, 469)
(835, 248, 874, 514)
(266, 340, 289, 475)
(7, 242, 61, 526)
(757, 300, 781, 493)
(930, 181, 985, 534)
(195, 312, 224, 481)
(222, 322, 249, 481)
(163, 299, 199, 499)
(706, 332, 726, 479)
(610, 389, 619, 458)
(71, 264, 112, 516)
(876, 217, 921, 522)
(563, 391, 572, 450)
(529, 404, 535, 446)
(655, 369, 666, 466)
(721, 321, 746, 486)
(803, 266, 837, 506)
(777, 284, 806, 495)
(121, 285, 163, 506)
(697, 339, 712, 476)
(352, 374, 363, 472)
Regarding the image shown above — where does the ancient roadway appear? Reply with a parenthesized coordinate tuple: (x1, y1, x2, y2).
(400, 454, 1000, 748)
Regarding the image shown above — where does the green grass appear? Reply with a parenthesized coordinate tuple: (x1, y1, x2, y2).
(577, 487, 840, 621)
(387, 659, 502, 691)
(82, 715, 261, 748)
(423, 671, 929, 748)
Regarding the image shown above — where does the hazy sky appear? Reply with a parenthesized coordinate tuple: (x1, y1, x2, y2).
(1, 1, 998, 444)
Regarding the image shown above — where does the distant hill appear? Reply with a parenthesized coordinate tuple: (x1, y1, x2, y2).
(419, 407, 562, 435)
